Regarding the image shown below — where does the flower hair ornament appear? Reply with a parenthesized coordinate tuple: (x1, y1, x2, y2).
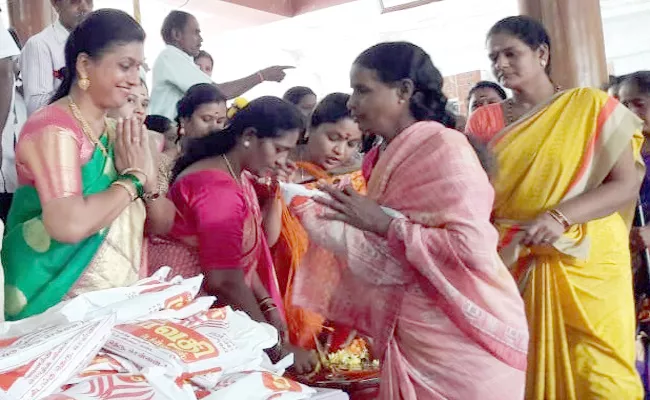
(227, 97, 249, 120)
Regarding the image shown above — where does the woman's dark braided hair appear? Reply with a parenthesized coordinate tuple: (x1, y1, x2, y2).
(354, 42, 495, 175)
(354, 41, 456, 129)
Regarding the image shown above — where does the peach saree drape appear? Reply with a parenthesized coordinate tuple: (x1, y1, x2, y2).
(287, 121, 528, 399)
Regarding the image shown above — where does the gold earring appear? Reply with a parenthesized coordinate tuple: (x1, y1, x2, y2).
(78, 77, 90, 91)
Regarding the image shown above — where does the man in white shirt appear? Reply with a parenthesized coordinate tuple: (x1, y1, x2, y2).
(21, 0, 93, 115)
(150, 10, 292, 121)
(0, 19, 21, 221)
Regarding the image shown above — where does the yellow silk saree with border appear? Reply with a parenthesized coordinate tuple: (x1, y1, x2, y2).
(472, 88, 645, 399)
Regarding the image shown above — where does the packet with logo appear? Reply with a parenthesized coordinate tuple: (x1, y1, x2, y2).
(103, 307, 277, 383)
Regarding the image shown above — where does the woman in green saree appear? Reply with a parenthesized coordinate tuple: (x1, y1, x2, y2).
(2, 9, 162, 321)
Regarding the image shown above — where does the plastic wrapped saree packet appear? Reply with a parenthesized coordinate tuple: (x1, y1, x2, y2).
(44, 368, 196, 400)
(199, 371, 315, 400)
(103, 307, 278, 384)
(279, 183, 404, 219)
(0, 316, 115, 400)
(0, 274, 204, 339)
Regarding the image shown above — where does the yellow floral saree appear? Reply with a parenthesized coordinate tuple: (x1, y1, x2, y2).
(468, 88, 645, 399)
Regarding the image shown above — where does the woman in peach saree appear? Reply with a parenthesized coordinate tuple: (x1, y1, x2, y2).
(466, 16, 644, 399)
(288, 42, 528, 399)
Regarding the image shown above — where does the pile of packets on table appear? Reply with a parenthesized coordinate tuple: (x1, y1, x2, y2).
(0, 267, 347, 400)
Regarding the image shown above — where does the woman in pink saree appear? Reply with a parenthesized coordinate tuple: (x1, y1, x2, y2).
(288, 42, 528, 399)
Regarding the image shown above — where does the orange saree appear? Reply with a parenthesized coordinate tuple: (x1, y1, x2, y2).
(273, 162, 366, 349)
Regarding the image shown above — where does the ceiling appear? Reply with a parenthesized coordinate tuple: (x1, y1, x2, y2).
(216, 0, 356, 17)
(186, 0, 439, 17)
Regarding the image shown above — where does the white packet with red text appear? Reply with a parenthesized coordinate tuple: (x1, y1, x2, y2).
(190, 352, 294, 390)
(0, 275, 203, 339)
(200, 371, 315, 400)
(0, 315, 115, 400)
(103, 307, 277, 382)
(141, 297, 216, 322)
(133, 266, 174, 286)
(43, 371, 196, 400)
(0, 320, 100, 373)
(65, 351, 139, 385)
(144, 367, 199, 400)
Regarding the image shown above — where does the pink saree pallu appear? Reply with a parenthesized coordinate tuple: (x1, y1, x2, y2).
(288, 121, 529, 399)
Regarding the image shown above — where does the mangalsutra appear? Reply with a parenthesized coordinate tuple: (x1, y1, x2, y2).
(222, 154, 240, 184)
(505, 85, 562, 125)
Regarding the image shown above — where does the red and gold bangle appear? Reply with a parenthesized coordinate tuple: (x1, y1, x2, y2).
(547, 209, 571, 230)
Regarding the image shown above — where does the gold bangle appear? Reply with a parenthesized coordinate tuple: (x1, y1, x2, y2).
(112, 180, 137, 201)
(547, 211, 564, 227)
(547, 209, 571, 230)
(259, 297, 274, 307)
(262, 306, 278, 314)
(120, 168, 148, 184)
(552, 209, 571, 227)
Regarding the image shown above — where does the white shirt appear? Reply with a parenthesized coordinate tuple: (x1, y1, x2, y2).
(149, 45, 213, 121)
(20, 19, 68, 115)
(0, 21, 23, 193)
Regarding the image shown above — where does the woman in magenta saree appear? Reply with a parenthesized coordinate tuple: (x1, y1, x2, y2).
(148, 96, 318, 373)
(287, 42, 528, 399)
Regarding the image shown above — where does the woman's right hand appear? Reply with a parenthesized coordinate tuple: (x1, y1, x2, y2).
(114, 117, 156, 188)
(282, 343, 319, 375)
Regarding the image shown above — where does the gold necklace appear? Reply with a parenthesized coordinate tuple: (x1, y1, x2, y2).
(67, 96, 108, 156)
(505, 85, 562, 125)
(222, 154, 240, 183)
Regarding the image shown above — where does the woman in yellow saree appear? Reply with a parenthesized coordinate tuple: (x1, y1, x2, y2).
(273, 93, 365, 350)
(2, 10, 162, 320)
(466, 16, 645, 399)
